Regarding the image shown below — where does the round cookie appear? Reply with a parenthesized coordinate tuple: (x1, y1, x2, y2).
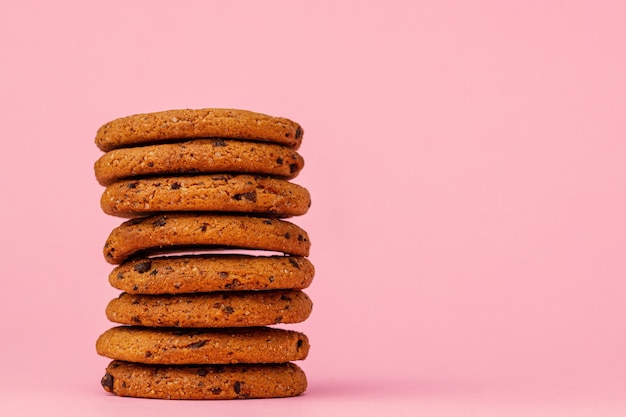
(105, 290, 312, 327)
(110, 254, 314, 294)
(96, 326, 310, 365)
(103, 214, 311, 264)
(100, 174, 311, 218)
(95, 108, 303, 152)
(94, 139, 305, 186)
(101, 360, 307, 399)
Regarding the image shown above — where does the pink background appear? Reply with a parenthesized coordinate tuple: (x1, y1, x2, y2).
(1, 1, 625, 415)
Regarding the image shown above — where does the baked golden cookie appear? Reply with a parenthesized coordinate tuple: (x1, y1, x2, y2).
(101, 360, 307, 399)
(105, 290, 313, 327)
(96, 326, 309, 364)
(100, 175, 311, 218)
(103, 214, 311, 264)
(110, 254, 314, 294)
(94, 139, 304, 186)
(95, 108, 303, 152)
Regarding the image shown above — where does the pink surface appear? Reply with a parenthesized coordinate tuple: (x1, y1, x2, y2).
(1, 1, 625, 415)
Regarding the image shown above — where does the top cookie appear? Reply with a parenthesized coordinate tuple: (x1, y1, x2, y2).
(95, 108, 303, 152)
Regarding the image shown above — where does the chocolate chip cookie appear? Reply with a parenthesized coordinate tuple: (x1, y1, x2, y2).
(103, 213, 311, 264)
(102, 360, 307, 399)
(94, 139, 304, 186)
(96, 326, 309, 364)
(110, 254, 314, 294)
(105, 290, 312, 327)
(95, 108, 303, 152)
(100, 174, 311, 218)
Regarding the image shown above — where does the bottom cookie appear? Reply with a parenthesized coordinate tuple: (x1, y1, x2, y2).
(101, 360, 307, 400)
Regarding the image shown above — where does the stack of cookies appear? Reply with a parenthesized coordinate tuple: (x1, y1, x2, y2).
(93, 109, 313, 400)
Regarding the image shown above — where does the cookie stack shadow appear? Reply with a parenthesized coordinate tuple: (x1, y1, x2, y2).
(94, 109, 313, 400)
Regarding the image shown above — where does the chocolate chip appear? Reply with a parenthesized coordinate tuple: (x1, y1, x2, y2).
(263, 219, 273, 225)
(223, 306, 235, 315)
(101, 373, 114, 392)
(127, 182, 138, 189)
(197, 369, 208, 377)
(276, 157, 284, 165)
(297, 234, 304, 242)
(210, 387, 222, 394)
(200, 223, 209, 232)
(131, 298, 140, 305)
(150, 269, 158, 276)
(297, 339, 303, 349)
(233, 191, 257, 202)
(170, 182, 181, 190)
(132, 285, 138, 291)
(213, 139, 227, 147)
(147, 162, 154, 167)
(289, 163, 299, 174)
(295, 127, 303, 140)
(219, 271, 229, 278)
(280, 294, 292, 302)
(131, 316, 141, 324)
(274, 316, 283, 323)
(145, 351, 152, 358)
(284, 232, 291, 239)
(152, 216, 167, 227)
(288, 258, 300, 269)
(117, 272, 124, 280)
(133, 260, 152, 274)
(225, 279, 240, 289)
(188, 340, 207, 349)
(268, 275, 275, 283)
(233, 381, 241, 394)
